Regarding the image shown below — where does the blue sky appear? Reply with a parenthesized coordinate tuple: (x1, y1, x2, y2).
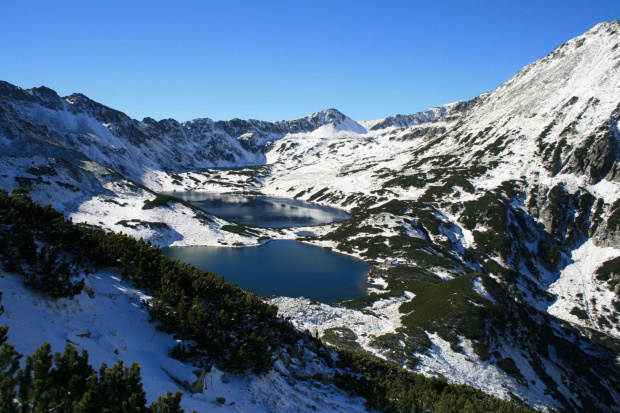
(1, 1, 618, 122)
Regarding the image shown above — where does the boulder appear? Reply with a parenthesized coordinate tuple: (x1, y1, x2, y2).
(291, 369, 312, 381)
(273, 359, 290, 376)
(160, 358, 206, 393)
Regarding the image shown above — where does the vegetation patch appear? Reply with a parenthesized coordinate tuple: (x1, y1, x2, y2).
(220, 224, 260, 237)
(336, 289, 394, 310)
(484, 135, 515, 157)
(497, 357, 525, 383)
(15, 176, 49, 188)
(321, 327, 364, 352)
(570, 306, 589, 320)
(460, 192, 508, 231)
(382, 173, 429, 189)
(116, 219, 171, 230)
(400, 273, 489, 350)
(307, 187, 329, 202)
(142, 194, 178, 210)
(369, 332, 408, 367)
(27, 165, 57, 176)
(56, 181, 80, 191)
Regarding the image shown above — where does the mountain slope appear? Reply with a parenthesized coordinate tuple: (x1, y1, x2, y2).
(241, 20, 620, 412)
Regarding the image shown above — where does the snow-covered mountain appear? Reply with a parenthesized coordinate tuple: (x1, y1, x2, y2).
(1, 19, 620, 413)
(359, 96, 485, 131)
(0, 83, 368, 178)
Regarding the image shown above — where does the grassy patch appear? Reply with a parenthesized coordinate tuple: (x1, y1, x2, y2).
(369, 332, 409, 367)
(56, 181, 80, 192)
(336, 290, 394, 310)
(307, 187, 329, 202)
(459, 192, 508, 231)
(382, 173, 429, 189)
(383, 266, 443, 292)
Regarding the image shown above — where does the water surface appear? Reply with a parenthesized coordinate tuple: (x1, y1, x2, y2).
(162, 240, 370, 303)
(163, 192, 350, 228)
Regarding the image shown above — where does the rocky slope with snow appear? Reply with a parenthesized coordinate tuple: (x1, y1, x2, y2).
(1, 19, 620, 413)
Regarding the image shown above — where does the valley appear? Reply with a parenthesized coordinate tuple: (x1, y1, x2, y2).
(1, 20, 620, 412)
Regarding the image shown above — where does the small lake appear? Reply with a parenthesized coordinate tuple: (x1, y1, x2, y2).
(161, 240, 370, 303)
(162, 192, 350, 228)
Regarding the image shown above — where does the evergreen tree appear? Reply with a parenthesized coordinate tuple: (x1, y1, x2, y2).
(24, 246, 85, 299)
(7, 339, 179, 412)
(0, 293, 22, 410)
(95, 361, 148, 413)
(149, 391, 184, 413)
(19, 342, 56, 411)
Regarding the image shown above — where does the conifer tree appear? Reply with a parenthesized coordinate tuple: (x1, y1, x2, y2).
(0, 292, 21, 410)
(17, 342, 67, 412)
(95, 360, 148, 413)
(149, 391, 184, 413)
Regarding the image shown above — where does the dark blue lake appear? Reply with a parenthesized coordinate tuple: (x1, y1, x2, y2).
(161, 240, 370, 303)
(162, 192, 350, 228)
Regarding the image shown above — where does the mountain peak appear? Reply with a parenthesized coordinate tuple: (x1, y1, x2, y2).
(586, 19, 620, 35)
(303, 108, 347, 125)
(300, 108, 367, 134)
(466, 19, 620, 131)
(316, 108, 346, 118)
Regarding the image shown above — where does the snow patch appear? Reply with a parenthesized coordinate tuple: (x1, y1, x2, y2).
(547, 240, 620, 338)
(473, 277, 497, 304)
(269, 294, 413, 355)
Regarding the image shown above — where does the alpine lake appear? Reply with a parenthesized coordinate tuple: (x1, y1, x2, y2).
(160, 192, 370, 303)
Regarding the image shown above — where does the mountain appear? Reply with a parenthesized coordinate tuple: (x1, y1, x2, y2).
(0, 83, 365, 177)
(1, 19, 620, 412)
(359, 96, 485, 131)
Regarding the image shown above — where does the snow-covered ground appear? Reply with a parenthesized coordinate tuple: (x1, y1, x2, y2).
(0, 268, 371, 412)
(269, 293, 413, 354)
(414, 334, 563, 411)
(69, 184, 264, 248)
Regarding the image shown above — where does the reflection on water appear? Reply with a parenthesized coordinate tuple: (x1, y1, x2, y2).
(163, 192, 350, 228)
(161, 240, 370, 302)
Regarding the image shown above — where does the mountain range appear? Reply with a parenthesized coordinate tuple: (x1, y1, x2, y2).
(1, 20, 620, 412)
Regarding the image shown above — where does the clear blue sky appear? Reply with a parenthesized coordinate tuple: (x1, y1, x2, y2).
(1, 1, 617, 122)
